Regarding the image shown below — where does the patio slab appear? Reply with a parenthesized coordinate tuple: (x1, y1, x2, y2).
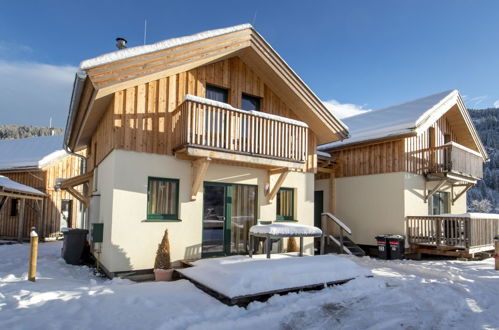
(176, 253, 371, 307)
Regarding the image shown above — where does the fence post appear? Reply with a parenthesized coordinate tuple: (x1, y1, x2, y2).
(28, 227, 38, 282)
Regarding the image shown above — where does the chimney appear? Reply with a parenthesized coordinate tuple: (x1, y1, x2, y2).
(116, 37, 127, 50)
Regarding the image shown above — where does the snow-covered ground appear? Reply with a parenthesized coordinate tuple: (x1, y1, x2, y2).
(1, 242, 498, 330)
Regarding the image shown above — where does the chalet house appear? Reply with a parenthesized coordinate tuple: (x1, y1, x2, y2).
(0, 135, 83, 241)
(317, 90, 493, 257)
(62, 24, 348, 276)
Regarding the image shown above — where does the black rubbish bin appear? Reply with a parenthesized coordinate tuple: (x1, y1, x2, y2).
(62, 229, 89, 265)
(375, 235, 390, 260)
(387, 235, 405, 259)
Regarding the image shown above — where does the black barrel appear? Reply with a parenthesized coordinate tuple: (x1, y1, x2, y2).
(62, 229, 89, 265)
(375, 235, 390, 260)
(387, 235, 405, 259)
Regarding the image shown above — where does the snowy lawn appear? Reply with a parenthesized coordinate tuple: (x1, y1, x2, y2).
(1, 242, 498, 330)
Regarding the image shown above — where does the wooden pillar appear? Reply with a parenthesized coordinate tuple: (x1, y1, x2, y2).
(329, 173, 336, 215)
(28, 227, 38, 282)
(17, 199, 25, 243)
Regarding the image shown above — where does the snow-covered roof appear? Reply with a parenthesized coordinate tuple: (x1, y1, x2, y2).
(0, 176, 45, 196)
(319, 90, 458, 150)
(185, 95, 308, 127)
(80, 24, 253, 70)
(0, 135, 67, 170)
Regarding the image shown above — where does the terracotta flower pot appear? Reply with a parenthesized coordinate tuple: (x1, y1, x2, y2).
(154, 268, 174, 281)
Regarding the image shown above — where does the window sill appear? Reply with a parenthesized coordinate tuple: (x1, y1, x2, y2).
(143, 219, 182, 222)
(275, 219, 298, 222)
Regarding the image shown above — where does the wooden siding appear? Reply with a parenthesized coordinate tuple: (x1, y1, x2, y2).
(330, 139, 405, 178)
(328, 115, 461, 178)
(87, 56, 317, 172)
(0, 155, 82, 239)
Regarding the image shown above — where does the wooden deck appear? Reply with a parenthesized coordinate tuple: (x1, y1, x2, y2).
(407, 214, 499, 257)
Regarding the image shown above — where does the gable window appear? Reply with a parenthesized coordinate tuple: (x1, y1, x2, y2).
(206, 84, 228, 103)
(241, 93, 261, 111)
(429, 191, 449, 215)
(276, 188, 295, 221)
(147, 177, 179, 220)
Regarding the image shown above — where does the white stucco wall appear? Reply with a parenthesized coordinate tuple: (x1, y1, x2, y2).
(95, 149, 315, 273)
(333, 172, 406, 246)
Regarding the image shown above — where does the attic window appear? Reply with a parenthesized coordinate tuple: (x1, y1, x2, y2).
(241, 93, 260, 111)
(206, 84, 228, 103)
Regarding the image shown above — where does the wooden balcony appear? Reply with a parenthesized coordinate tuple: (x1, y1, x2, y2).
(172, 97, 309, 169)
(407, 214, 499, 257)
(409, 142, 483, 180)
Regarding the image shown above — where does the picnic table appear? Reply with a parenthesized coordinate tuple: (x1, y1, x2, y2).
(249, 223, 323, 258)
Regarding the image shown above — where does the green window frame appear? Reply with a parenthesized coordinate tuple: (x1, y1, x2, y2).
(276, 188, 295, 221)
(147, 177, 180, 221)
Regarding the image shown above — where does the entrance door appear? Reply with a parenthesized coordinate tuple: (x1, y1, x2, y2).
(202, 183, 257, 257)
(314, 191, 324, 228)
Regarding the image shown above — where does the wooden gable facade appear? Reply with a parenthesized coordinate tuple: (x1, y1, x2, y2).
(86, 57, 318, 173)
(0, 155, 82, 240)
(321, 103, 485, 182)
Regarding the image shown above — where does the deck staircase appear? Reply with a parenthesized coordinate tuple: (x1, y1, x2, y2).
(320, 212, 366, 257)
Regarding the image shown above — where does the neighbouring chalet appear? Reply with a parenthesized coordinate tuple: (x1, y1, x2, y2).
(62, 24, 348, 276)
(317, 90, 496, 257)
(0, 135, 83, 241)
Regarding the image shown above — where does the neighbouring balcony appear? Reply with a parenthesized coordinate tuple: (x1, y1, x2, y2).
(171, 96, 309, 169)
(409, 142, 483, 180)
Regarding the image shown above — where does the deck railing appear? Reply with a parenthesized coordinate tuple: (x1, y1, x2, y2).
(172, 98, 309, 163)
(407, 215, 499, 250)
(407, 142, 483, 179)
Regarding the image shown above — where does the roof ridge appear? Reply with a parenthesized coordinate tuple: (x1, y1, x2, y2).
(79, 23, 253, 70)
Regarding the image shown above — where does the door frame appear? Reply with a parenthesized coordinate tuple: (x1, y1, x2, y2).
(201, 181, 258, 258)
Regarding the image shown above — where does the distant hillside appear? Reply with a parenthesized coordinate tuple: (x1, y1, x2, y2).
(467, 108, 499, 213)
(0, 125, 64, 140)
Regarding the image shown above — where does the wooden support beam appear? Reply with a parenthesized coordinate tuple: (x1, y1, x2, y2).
(267, 169, 289, 203)
(317, 167, 336, 174)
(452, 183, 474, 205)
(425, 179, 448, 203)
(191, 157, 211, 200)
(67, 187, 89, 207)
(18, 199, 25, 243)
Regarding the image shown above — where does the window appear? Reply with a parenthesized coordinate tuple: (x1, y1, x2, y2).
(429, 191, 449, 215)
(206, 84, 228, 103)
(10, 198, 19, 217)
(147, 177, 179, 220)
(276, 188, 295, 221)
(241, 93, 261, 111)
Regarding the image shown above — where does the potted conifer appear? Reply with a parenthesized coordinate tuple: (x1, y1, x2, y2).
(287, 237, 299, 253)
(153, 229, 174, 281)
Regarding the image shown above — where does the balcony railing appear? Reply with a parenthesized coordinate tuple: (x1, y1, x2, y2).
(407, 142, 483, 179)
(407, 215, 499, 253)
(172, 96, 309, 164)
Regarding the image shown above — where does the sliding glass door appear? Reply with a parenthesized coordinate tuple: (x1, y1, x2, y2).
(202, 183, 257, 257)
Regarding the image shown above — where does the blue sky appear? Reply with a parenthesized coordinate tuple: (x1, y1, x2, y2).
(1, 0, 498, 127)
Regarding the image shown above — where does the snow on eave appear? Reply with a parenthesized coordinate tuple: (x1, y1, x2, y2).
(184, 95, 309, 127)
(414, 90, 458, 133)
(0, 175, 45, 196)
(79, 24, 253, 70)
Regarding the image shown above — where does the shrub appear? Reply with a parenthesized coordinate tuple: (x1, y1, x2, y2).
(154, 229, 171, 269)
